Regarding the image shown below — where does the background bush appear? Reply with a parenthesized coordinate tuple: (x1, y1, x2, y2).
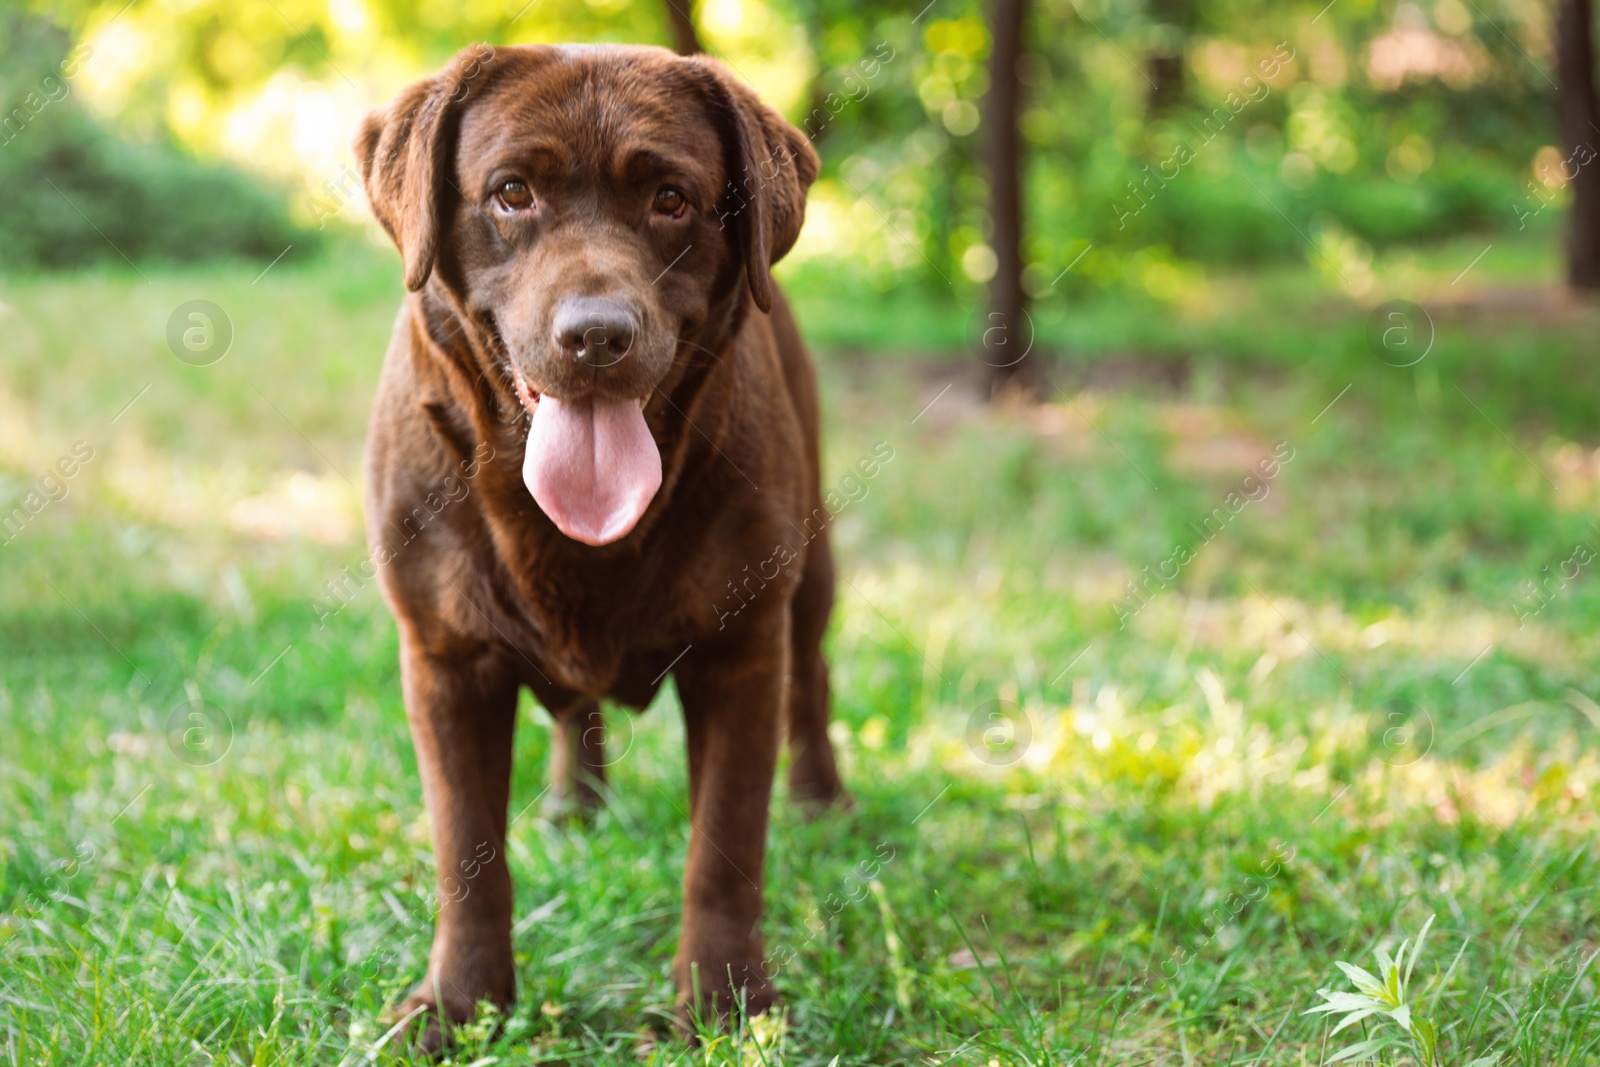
(0, 11, 310, 273)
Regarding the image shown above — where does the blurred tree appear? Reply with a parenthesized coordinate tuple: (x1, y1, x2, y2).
(1144, 0, 1189, 116)
(1556, 0, 1600, 290)
(793, 0, 838, 146)
(983, 0, 1036, 396)
(663, 0, 702, 54)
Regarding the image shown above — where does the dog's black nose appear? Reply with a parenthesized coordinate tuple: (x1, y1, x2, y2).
(552, 297, 637, 367)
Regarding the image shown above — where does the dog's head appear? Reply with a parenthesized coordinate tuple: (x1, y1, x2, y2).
(355, 44, 817, 545)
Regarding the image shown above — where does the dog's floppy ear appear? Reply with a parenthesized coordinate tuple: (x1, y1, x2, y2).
(690, 58, 820, 314)
(354, 44, 498, 292)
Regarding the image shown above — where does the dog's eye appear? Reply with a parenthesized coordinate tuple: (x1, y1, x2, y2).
(495, 179, 534, 212)
(652, 186, 688, 218)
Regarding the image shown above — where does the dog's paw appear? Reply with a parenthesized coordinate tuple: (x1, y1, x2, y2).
(385, 974, 511, 1057)
(540, 783, 603, 826)
(788, 776, 853, 818)
(672, 960, 776, 1038)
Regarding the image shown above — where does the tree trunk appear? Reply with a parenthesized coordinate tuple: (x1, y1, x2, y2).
(983, 0, 1036, 397)
(797, 4, 833, 145)
(664, 0, 702, 55)
(1146, 52, 1183, 114)
(1556, 0, 1600, 290)
(1144, 0, 1188, 115)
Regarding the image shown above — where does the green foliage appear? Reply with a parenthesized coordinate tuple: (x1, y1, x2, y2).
(0, 11, 309, 273)
(798, 0, 1555, 285)
(8, 0, 1570, 287)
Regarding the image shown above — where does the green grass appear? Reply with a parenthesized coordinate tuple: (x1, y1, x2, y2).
(2, 235, 1599, 1065)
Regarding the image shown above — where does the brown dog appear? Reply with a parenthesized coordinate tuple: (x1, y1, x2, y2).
(353, 42, 844, 1050)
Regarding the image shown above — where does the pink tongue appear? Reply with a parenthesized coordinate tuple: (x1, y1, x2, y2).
(523, 394, 662, 545)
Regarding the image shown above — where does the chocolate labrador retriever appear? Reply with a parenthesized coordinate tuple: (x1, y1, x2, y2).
(354, 42, 843, 1049)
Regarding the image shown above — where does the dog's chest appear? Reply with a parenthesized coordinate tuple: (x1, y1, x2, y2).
(501, 543, 688, 697)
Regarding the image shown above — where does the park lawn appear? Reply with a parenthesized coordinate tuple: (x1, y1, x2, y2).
(1, 234, 1599, 1065)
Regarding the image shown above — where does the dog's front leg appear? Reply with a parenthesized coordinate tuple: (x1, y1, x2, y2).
(392, 636, 520, 1053)
(671, 612, 789, 1028)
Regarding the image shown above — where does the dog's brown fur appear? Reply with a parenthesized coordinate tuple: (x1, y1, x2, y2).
(354, 43, 842, 1050)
